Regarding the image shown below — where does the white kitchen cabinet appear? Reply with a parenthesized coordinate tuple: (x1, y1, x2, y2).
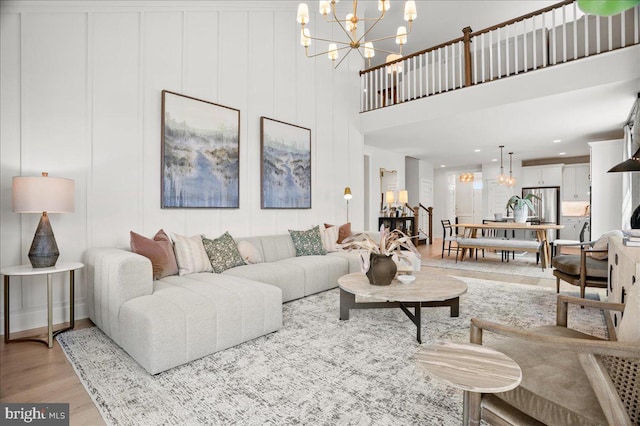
(560, 217, 580, 240)
(521, 165, 563, 187)
(562, 164, 590, 201)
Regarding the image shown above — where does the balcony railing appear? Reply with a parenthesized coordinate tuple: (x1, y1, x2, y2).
(360, 0, 640, 113)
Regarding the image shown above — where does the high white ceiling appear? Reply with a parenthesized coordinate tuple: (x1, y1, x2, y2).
(321, 1, 640, 168)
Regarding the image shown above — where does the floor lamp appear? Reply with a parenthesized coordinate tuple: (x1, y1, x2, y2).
(608, 146, 640, 228)
(344, 187, 352, 222)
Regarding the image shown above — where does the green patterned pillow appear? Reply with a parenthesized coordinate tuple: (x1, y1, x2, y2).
(202, 232, 246, 273)
(289, 226, 326, 257)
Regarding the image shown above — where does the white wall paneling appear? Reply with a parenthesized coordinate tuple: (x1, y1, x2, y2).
(0, 2, 364, 334)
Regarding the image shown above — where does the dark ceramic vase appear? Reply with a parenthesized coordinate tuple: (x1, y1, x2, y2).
(366, 254, 397, 286)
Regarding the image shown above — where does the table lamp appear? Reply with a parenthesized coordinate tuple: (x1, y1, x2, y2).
(399, 190, 409, 216)
(343, 187, 352, 222)
(608, 146, 640, 228)
(385, 191, 395, 216)
(12, 172, 75, 268)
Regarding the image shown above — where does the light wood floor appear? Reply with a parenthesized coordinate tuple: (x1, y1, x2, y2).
(0, 239, 572, 425)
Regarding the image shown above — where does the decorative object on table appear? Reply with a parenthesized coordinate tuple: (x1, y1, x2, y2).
(505, 152, 517, 187)
(496, 145, 508, 185)
(161, 90, 239, 208)
(505, 193, 540, 223)
(398, 190, 409, 216)
(397, 274, 416, 284)
(260, 117, 311, 209)
(608, 95, 640, 228)
(12, 172, 75, 268)
(578, 0, 640, 16)
(343, 187, 352, 222)
(295, 0, 418, 68)
(340, 225, 420, 285)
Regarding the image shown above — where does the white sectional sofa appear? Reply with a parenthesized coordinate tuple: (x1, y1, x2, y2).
(84, 233, 368, 374)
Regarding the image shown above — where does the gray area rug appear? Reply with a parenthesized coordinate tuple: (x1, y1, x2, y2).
(424, 251, 555, 279)
(58, 277, 606, 426)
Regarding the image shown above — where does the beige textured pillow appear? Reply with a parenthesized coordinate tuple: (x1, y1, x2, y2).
(590, 230, 624, 260)
(320, 226, 339, 252)
(237, 240, 263, 264)
(617, 283, 640, 342)
(171, 233, 212, 275)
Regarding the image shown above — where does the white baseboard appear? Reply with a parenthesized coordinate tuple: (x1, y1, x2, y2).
(0, 302, 88, 335)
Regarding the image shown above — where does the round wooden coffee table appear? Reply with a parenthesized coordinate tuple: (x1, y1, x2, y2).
(338, 272, 468, 343)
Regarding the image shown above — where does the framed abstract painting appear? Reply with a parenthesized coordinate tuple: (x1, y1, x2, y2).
(260, 117, 311, 209)
(161, 90, 240, 208)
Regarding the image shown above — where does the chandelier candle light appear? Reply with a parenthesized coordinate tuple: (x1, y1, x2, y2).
(297, 0, 418, 68)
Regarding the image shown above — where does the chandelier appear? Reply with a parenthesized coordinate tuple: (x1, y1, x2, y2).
(296, 0, 418, 69)
(459, 173, 474, 183)
(496, 145, 508, 185)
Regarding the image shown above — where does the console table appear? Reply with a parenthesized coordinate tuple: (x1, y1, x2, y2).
(378, 216, 416, 239)
(2, 262, 84, 348)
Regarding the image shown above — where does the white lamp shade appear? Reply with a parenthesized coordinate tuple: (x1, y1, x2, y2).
(386, 191, 395, 204)
(328, 43, 339, 60)
(13, 175, 75, 213)
(399, 190, 409, 204)
(395, 26, 407, 45)
(364, 42, 375, 58)
(300, 28, 311, 47)
(378, 0, 390, 12)
(346, 13, 355, 31)
(404, 1, 417, 21)
(297, 3, 310, 24)
(386, 53, 403, 74)
(319, 0, 331, 15)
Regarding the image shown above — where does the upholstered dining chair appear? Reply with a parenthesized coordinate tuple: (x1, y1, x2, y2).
(441, 219, 460, 258)
(467, 286, 640, 426)
(552, 230, 622, 299)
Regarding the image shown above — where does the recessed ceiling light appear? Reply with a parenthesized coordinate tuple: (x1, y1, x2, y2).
(440, 164, 446, 168)
(491, 158, 497, 162)
(559, 152, 566, 155)
(474, 149, 481, 152)
(553, 139, 562, 143)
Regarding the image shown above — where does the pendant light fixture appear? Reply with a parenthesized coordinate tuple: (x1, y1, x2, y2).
(505, 152, 517, 187)
(496, 145, 507, 185)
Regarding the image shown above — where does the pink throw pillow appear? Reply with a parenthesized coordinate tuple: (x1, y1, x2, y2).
(130, 229, 179, 280)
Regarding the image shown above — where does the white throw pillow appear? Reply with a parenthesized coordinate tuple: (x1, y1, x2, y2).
(617, 283, 640, 342)
(237, 240, 263, 264)
(171, 233, 212, 275)
(320, 226, 339, 253)
(590, 230, 624, 260)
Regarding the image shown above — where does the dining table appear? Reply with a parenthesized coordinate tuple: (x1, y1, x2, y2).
(453, 222, 564, 269)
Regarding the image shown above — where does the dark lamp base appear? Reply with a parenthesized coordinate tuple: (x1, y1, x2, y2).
(28, 214, 59, 268)
(632, 204, 640, 229)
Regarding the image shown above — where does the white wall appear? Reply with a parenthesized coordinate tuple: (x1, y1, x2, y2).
(363, 145, 405, 231)
(0, 1, 364, 333)
(590, 139, 625, 237)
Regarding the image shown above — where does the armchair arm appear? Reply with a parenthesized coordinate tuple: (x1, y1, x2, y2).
(556, 295, 625, 328)
(470, 318, 640, 358)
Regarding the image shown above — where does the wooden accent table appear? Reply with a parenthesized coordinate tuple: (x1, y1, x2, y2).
(418, 341, 522, 426)
(338, 272, 467, 343)
(2, 262, 84, 348)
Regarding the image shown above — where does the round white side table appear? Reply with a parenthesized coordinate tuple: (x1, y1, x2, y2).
(2, 262, 84, 348)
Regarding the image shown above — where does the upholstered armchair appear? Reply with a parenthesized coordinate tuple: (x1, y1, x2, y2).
(551, 230, 624, 299)
(467, 289, 640, 426)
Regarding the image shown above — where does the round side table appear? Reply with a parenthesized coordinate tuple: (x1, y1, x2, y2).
(417, 341, 522, 426)
(2, 262, 84, 348)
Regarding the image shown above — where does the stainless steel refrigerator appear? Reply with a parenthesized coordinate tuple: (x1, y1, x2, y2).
(522, 186, 560, 241)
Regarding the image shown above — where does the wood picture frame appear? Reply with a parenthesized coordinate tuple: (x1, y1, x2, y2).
(161, 90, 240, 208)
(260, 117, 311, 209)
